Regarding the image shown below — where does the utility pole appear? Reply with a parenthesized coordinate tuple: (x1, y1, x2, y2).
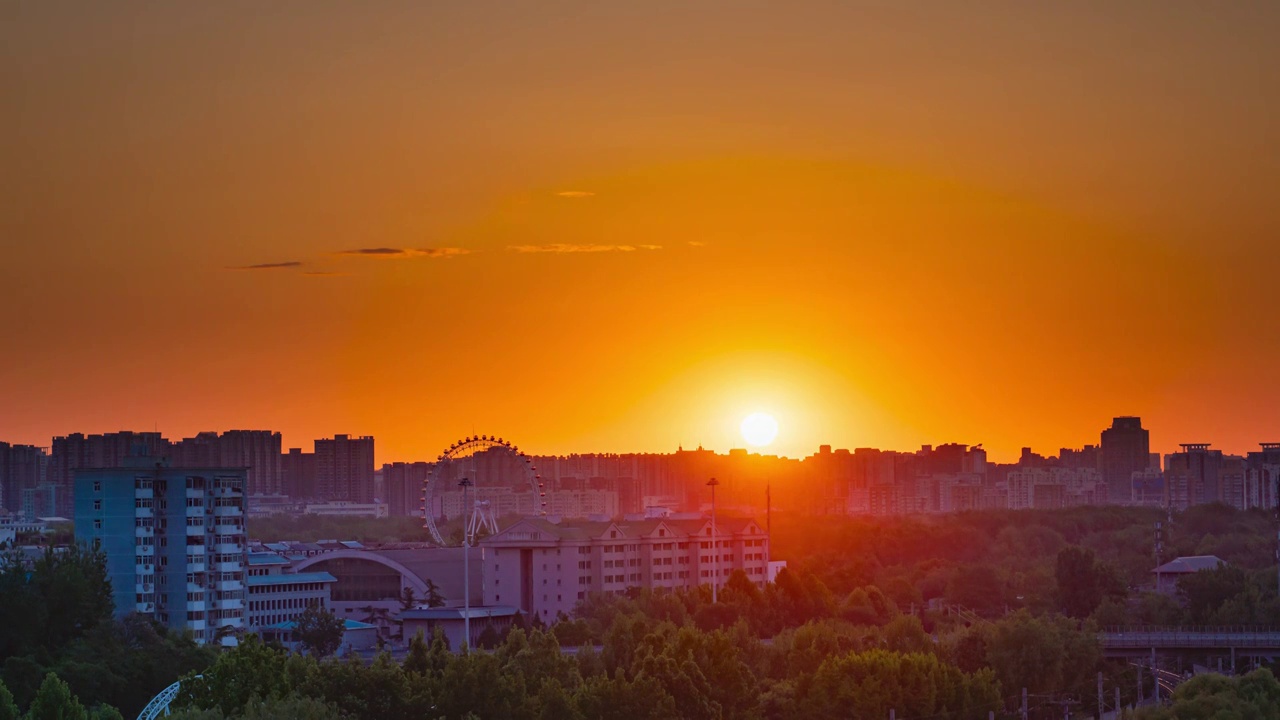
(1154, 521, 1164, 592)
(1114, 687, 1120, 719)
(1151, 650, 1159, 704)
(766, 483, 772, 537)
(1136, 665, 1142, 704)
(1021, 688, 1028, 720)
(708, 477, 720, 603)
(459, 477, 472, 649)
(1097, 672, 1104, 720)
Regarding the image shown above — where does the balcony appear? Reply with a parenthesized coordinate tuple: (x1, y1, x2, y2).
(135, 582, 154, 593)
(135, 507, 154, 519)
(135, 525, 154, 538)
(135, 563, 155, 575)
(218, 597, 244, 611)
(137, 545, 156, 557)
(135, 487, 154, 499)
(214, 542, 242, 554)
(187, 620, 207, 632)
(186, 524, 206, 536)
(185, 506, 204, 518)
(213, 561, 242, 572)
(216, 580, 244, 593)
(186, 601, 206, 612)
(213, 505, 243, 517)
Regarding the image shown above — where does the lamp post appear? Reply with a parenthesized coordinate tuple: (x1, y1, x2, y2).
(707, 477, 720, 603)
(459, 477, 473, 649)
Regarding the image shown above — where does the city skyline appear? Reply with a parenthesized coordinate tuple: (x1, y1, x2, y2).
(3, 416, 1279, 466)
(5, 3, 1280, 465)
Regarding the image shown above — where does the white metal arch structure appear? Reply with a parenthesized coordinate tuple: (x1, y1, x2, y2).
(136, 675, 201, 720)
(422, 435, 545, 546)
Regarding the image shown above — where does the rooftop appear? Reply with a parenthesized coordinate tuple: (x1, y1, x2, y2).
(400, 606, 521, 621)
(246, 572, 336, 587)
(1153, 555, 1225, 574)
(265, 618, 374, 631)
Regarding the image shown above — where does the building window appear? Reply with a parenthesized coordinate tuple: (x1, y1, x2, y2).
(93, 519, 102, 530)
(93, 481, 102, 492)
(93, 500, 102, 511)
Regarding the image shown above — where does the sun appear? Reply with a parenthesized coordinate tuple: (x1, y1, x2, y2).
(740, 412, 779, 447)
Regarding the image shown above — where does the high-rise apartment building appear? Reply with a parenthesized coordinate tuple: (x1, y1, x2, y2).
(74, 455, 247, 646)
(171, 431, 283, 496)
(1101, 417, 1150, 503)
(0, 442, 46, 515)
(1164, 444, 1225, 510)
(381, 461, 430, 517)
(1245, 444, 1280, 511)
(281, 448, 318, 499)
(315, 435, 375, 503)
(50, 432, 167, 517)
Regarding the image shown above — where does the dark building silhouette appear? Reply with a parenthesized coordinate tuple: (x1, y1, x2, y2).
(381, 461, 430, 516)
(1164, 443, 1225, 510)
(1101, 417, 1150, 503)
(170, 430, 282, 496)
(48, 431, 167, 516)
(281, 448, 317, 499)
(315, 435, 375, 502)
(1245, 444, 1280, 510)
(0, 442, 46, 515)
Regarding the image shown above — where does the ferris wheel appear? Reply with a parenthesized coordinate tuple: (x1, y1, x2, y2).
(422, 435, 546, 546)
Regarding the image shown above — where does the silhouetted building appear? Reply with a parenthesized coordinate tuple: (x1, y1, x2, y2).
(171, 430, 283, 496)
(0, 442, 46, 515)
(49, 432, 167, 516)
(381, 461, 430, 517)
(1164, 444, 1225, 510)
(315, 435, 375, 503)
(1245, 444, 1280, 511)
(1101, 417, 1150, 503)
(281, 448, 317, 499)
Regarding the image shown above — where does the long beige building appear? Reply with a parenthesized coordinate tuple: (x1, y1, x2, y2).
(480, 516, 770, 623)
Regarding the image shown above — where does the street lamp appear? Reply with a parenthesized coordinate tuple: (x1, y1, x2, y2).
(707, 477, 720, 603)
(459, 477, 473, 649)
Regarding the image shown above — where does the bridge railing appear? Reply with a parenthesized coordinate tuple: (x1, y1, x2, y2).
(1101, 626, 1280, 648)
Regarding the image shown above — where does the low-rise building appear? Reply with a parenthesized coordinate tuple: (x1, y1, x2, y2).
(1152, 555, 1224, 594)
(481, 516, 770, 623)
(400, 606, 521, 649)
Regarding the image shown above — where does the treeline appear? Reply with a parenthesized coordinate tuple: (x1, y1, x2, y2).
(0, 545, 214, 718)
(769, 504, 1280, 627)
(165, 621, 1004, 720)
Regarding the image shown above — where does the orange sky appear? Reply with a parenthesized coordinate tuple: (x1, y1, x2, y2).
(3, 2, 1279, 464)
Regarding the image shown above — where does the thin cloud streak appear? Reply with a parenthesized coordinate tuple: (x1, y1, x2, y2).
(302, 271, 348, 277)
(334, 247, 470, 258)
(556, 191, 595, 198)
(225, 261, 304, 270)
(507, 244, 662, 254)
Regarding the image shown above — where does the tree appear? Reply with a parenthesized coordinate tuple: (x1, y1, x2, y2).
(424, 579, 446, 608)
(399, 587, 417, 611)
(1056, 546, 1124, 619)
(0, 678, 18, 720)
(294, 604, 344, 659)
(1136, 668, 1280, 720)
(944, 564, 1005, 616)
(25, 673, 88, 720)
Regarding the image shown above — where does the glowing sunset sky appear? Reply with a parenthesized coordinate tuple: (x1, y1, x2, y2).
(3, 2, 1279, 462)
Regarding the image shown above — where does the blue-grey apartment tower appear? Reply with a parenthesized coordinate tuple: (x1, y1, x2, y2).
(74, 454, 248, 646)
